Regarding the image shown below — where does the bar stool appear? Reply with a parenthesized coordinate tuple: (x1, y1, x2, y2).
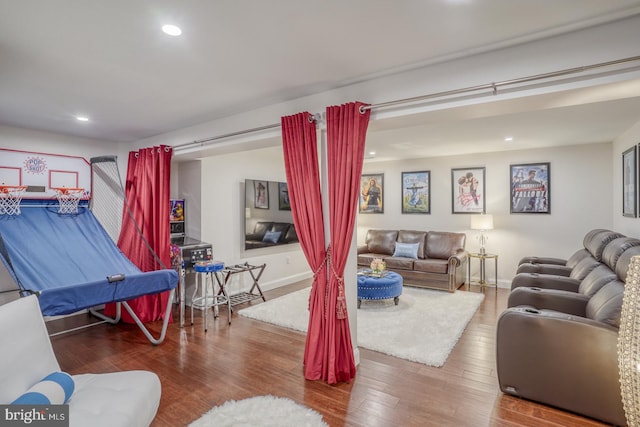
(190, 261, 228, 331)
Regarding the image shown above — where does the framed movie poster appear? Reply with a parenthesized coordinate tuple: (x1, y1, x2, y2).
(510, 162, 550, 214)
(402, 171, 430, 214)
(360, 173, 384, 213)
(451, 167, 485, 214)
(254, 180, 269, 209)
(278, 182, 291, 210)
(623, 146, 637, 218)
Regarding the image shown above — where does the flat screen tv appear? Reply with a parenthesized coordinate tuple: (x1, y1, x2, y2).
(244, 179, 298, 250)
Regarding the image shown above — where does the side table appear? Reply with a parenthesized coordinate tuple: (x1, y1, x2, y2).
(467, 252, 498, 289)
(215, 262, 267, 306)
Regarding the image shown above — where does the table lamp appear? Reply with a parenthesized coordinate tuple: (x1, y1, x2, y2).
(470, 214, 493, 254)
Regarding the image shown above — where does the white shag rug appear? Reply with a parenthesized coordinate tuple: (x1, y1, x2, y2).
(188, 395, 328, 427)
(239, 286, 484, 367)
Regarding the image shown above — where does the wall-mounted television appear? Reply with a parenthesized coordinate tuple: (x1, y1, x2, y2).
(244, 179, 298, 250)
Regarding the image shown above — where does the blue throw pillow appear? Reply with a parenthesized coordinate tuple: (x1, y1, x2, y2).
(12, 372, 75, 405)
(262, 231, 282, 243)
(393, 242, 420, 259)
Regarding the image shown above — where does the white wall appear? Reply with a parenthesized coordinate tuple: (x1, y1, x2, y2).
(360, 142, 613, 286)
(176, 138, 614, 289)
(174, 160, 202, 240)
(180, 146, 311, 292)
(613, 118, 640, 237)
(0, 124, 122, 161)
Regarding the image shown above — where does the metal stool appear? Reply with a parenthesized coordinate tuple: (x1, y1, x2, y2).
(191, 261, 228, 331)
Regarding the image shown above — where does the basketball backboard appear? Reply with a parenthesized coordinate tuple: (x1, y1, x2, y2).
(0, 148, 91, 200)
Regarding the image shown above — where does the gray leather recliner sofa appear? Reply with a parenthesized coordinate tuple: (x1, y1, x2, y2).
(496, 283, 625, 426)
(511, 230, 627, 291)
(496, 236, 640, 426)
(516, 229, 624, 277)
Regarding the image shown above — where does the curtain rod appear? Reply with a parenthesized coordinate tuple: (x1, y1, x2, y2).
(174, 55, 640, 152)
(174, 114, 316, 151)
(358, 55, 640, 113)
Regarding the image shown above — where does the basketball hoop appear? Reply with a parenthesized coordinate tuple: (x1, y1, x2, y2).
(0, 186, 27, 216)
(53, 187, 85, 214)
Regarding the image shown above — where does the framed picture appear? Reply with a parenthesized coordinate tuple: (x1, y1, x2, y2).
(623, 146, 637, 217)
(360, 173, 384, 213)
(254, 180, 269, 209)
(510, 163, 550, 214)
(401, 171, 430, 214)
(278, 182, 291, 210)
(451, 167, 485, 214)
(169, 199, 185, 221)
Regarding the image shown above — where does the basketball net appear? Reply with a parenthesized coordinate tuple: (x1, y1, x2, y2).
(89, 157, 125, 244)
(90, 156, 166, 270)
(53, 188, 85, 214)
(0, 186, 27, 216)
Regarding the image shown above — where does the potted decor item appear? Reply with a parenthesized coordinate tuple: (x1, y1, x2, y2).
(370, 258, 387, 277)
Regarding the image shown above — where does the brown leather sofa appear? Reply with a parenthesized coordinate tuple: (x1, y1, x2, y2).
(496, 235, 640, 426)
(357, 229, 467, 292)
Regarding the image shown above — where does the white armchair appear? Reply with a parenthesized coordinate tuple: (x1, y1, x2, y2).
(0, 294, 161, 427)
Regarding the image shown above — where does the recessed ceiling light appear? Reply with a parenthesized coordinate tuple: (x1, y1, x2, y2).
(504, 137, 513, 142)
(76, 116, 89, 122)
(162, 24, 182, 36)
(369, 151, 376, 156)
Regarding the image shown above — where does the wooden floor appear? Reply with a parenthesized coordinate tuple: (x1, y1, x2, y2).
(49, 281, 610, 427)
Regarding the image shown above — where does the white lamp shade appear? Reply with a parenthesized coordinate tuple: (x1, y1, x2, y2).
(470, 214, 494, 230)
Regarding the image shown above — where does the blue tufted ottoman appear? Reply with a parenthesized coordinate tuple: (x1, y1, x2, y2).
(357, 271, 403, 308)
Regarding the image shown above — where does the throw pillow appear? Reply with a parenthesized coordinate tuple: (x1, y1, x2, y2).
(393, 242, 420, 259)
(12, 372, 75, 405)
(262, 231, 282, 244)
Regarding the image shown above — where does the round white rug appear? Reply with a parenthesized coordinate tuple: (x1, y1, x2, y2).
(188, 395, 328, 427)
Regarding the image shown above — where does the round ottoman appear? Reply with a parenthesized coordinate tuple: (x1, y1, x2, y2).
(357, 271, 403, 308)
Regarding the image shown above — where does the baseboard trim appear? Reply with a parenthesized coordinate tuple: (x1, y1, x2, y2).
(244, 271, 313, 293)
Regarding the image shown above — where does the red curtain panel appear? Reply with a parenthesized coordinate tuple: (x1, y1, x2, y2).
(105, 145, 173, 323)
(281, 112, 330, 381)
(325, 102, 371, 383)
(281, 103, 370, 384)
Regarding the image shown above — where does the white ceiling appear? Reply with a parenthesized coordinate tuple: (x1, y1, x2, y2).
(2, 1, 640, 160)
